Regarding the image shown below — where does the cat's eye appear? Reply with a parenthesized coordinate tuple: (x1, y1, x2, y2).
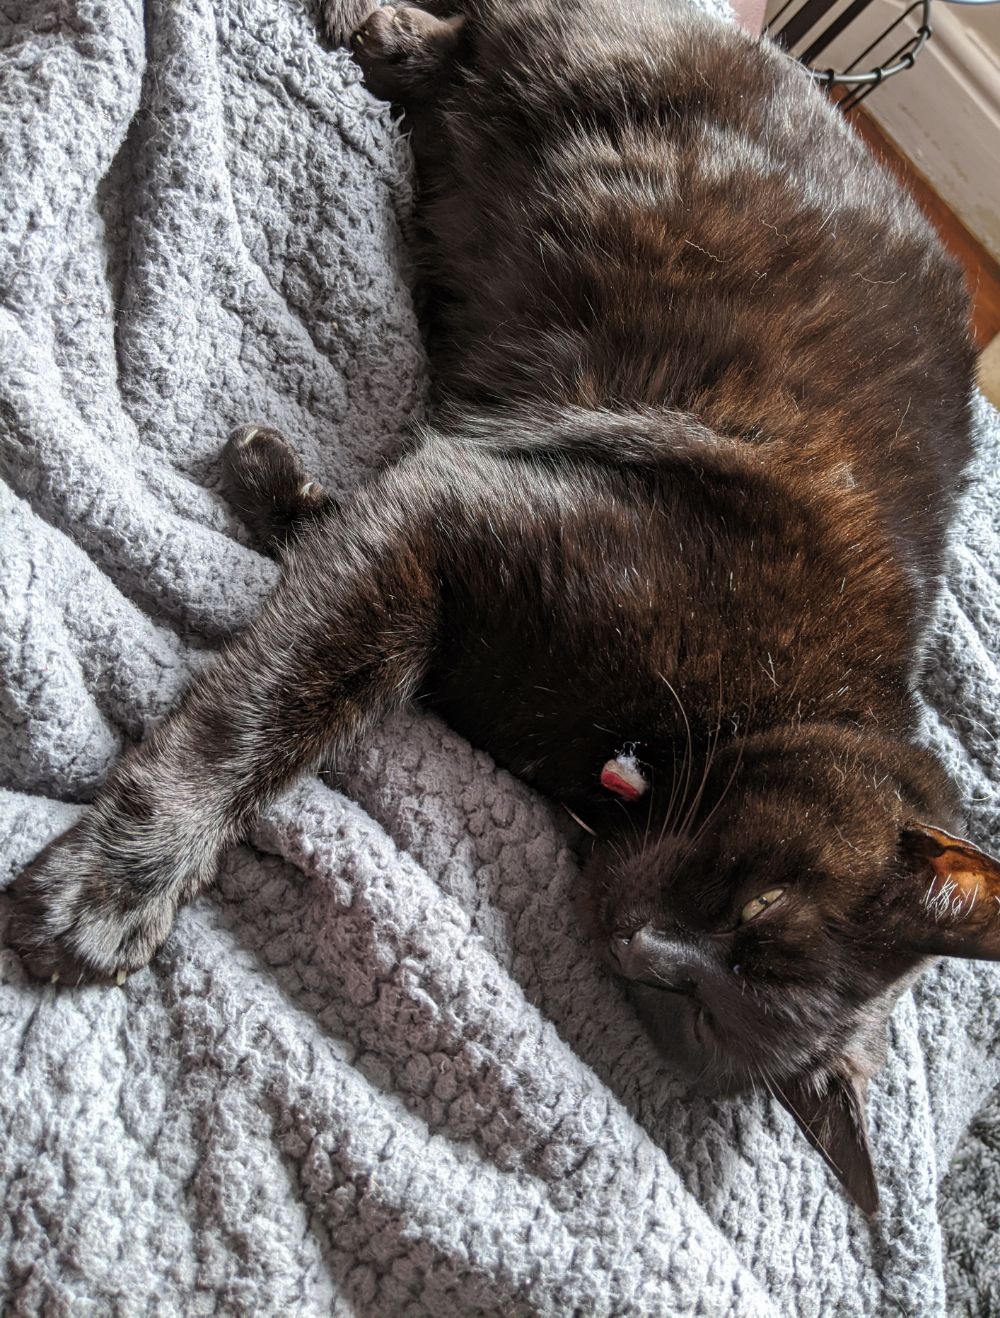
(739, 888, 786, 924)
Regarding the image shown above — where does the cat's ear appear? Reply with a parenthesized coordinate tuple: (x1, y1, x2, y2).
(896, 823, 1000, 961)
(776, 1064, 879, 1215)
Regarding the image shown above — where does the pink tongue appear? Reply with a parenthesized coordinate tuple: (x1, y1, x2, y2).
(600, 760, 645, 801)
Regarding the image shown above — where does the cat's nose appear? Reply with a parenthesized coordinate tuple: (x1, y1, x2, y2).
(611, 926, 697, 992)
(612, 926, 652, 978)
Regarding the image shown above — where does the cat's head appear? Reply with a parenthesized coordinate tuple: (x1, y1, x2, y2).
(580, 722, 1000, 1214)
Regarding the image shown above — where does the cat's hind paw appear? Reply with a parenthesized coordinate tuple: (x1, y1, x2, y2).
(350, 6, 465, 99)
(320, 0, 379, 49)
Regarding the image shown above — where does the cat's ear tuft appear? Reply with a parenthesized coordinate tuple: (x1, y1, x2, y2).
(776, 1065, 879, 1216)
(896, 823, 1000, 962)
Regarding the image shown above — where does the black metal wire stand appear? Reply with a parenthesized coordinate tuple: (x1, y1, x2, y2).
(766, 0, 933, 109)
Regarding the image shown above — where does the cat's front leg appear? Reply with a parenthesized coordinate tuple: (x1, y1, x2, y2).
(8, 464, 441, 984)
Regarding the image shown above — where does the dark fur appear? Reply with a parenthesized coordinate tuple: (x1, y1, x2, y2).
(11, 0, 998, 1212)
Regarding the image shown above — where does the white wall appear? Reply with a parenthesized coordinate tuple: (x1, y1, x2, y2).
(957, 3, 1000, 59)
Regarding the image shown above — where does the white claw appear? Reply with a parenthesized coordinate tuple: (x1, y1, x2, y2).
(299, 480, 317, 497)
(237, 426, 262, 448)
(116, 969, 127, 986)
(50, 971, 60, 985)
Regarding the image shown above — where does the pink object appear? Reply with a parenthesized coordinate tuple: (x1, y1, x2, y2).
(600, 754, 649, 801)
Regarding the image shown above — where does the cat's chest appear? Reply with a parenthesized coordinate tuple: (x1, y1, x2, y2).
(422, 550, 720, 807)
(417, 447, 903, 805)
(421, 659, 665, 808)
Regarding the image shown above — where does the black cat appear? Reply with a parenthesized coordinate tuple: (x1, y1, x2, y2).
(11, 0, 1000, 1214)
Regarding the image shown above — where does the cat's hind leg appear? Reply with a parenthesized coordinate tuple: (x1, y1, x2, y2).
(222, 424, 335, 557)
(350, 6, 467, 102)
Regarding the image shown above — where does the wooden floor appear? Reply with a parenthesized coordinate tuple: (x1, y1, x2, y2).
(846, 105, 1000, 353)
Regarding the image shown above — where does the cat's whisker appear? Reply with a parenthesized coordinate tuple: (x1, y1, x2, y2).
(637, 765, 658, 863)
(606, 839, 628, 869)
(673, 654, 727, 842)
(674, 727, 718, 844)
(655, 745, 688, 851)
(756, 1061, 782, 1102)
(676, 685, 756, 866)
(618, 798, 645, 849)
(678, 733, 747, 863)
(745, 1067, 761, 1103)
(653, 656, 735, 872)
(563, 805, 596, 837)
(759, 1065, 816, 1144)
(656, 671, 695, 840)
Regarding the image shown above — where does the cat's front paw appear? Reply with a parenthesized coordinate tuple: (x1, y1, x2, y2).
(7, 821, 180, 986)
(222, 424, 331, 553)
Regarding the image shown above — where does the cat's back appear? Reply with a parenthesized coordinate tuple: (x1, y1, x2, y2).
(426, 0, 972, 507)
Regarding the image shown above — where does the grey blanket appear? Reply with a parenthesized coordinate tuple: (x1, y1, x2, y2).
(1, 3, 998, 1314)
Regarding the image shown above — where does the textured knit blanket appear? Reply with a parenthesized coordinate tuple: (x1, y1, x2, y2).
(1, 3, 998, 1314)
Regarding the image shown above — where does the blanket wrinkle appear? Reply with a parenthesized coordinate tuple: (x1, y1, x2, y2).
(1, 1, 998, 1314)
